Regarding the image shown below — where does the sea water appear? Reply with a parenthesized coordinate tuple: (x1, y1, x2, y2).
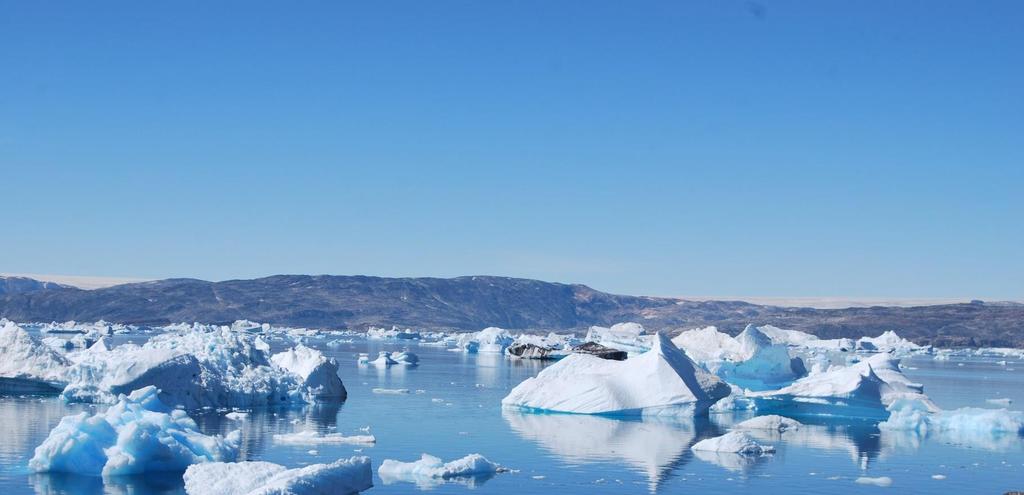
(1, 333, 1023, 494)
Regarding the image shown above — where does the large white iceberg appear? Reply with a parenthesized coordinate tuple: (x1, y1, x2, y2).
(502, 333, 730, 416)
(29, 386, 240, 476)
(270, 345, 347, 401)
(60, 326, 346, 408)
(184, 457, 372, 495)
(0, 320, 71, 394)
(749, 353, 935, 418)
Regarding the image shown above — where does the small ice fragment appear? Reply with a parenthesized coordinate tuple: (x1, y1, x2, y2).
(372, 388, 411, 395)
(855, 476, 892, 487)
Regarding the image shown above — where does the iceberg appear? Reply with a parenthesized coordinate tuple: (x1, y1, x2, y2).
(880, 398, 1024, 447)
(584, 322, 652, 354)
(60, 327, 344, 409)
(29, 386, 240, 476)
(502, 333, 730, 416)
(672, 325, 806, 389)
(671, 326, 744, 363)
(749, 353, 936, 419)
(691, 431, 775, 454)
(857, 330, 925, 354)
(183, 457, 372, 495)
(455, 327, 514, 354)
(755, 325, 855, 352)
(378, 453, 502, 485)
(273, 430, 376, 445)
(734, 415, 802, 432)
(270, 345, 347, 401)
(716, 325, 807, 389)
(0, 320, 71, 394)
(366, 326, 420, 340)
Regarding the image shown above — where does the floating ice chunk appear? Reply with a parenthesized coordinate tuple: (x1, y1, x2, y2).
(271, 345, 347, 401)
(378, 453, 501, 484)
(273, 430, 376, 445)
(854, 476, 893, 487)
(709, 385, 757, 413)
(502, 333, 730, 416)
(29, 386, 240, 476)
(183, 457, 372, 495)
(366, 326, 421, 340)
(691, 431, 775, 455)
(986, 398, 1013, 407)
(857, 331, 924, 354)
(749, 353, 936, 418)
(879, 398, 1024, 446)
(454, 327, 514, 354)
(0, 321, 71, 394)
(225, 412, 248, 421)
(390, 351, 419, 365)
(584, 322, 652, 354)
(372, 388, 410, 395)
(931, 474, 946, 480)
(734, 415, 801, 432)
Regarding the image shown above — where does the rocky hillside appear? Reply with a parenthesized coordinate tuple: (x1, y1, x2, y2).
(0, 275, 1020, 346)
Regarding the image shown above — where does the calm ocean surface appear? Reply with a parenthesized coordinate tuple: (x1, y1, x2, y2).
(2, 334, 1023, 494)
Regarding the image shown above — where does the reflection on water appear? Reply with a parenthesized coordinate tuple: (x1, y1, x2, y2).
(31, 471, 185, 495)
(503, 410, 721, 491)
(378, 470, 496, 490)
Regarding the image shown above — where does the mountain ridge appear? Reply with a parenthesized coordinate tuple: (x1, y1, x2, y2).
(0, 274, 1020, 347)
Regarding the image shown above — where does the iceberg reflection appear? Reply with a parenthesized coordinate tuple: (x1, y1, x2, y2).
(502, 410, 721, 491)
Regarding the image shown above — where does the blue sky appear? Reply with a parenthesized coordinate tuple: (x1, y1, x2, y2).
(2, 1, 1021, 299)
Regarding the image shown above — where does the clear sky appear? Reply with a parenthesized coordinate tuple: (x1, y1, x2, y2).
(2, 1, 1021, 300)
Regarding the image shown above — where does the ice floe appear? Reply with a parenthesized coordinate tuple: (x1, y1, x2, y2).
(734, 415, 802, 432)
(691, 431, 776, 454)
(29, 386, 240, 476)
(273, 430, 376, 445)
(183, 457, 372, 495)
(378, 453, 503, 487)
(502, 333, 729, 416)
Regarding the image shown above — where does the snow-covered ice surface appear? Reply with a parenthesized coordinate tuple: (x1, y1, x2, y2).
(502, 333, 729, 416)
(183, 457, 372, 495)
(28, 386, 240, 476)
(3, 322, 1024, 495)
